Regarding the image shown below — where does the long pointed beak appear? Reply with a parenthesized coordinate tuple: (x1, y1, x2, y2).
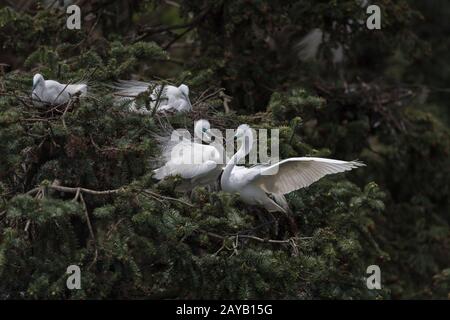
(203, 130, 212, 142)
(204, 130, 232, 144)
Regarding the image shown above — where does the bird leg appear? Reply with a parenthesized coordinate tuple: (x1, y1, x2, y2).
(283, 212, 298, 237)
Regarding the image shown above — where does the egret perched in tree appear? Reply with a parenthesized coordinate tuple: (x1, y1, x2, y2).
(31, 73, 87, 106)
(153, 119, 224, 191)
(221, 124, 365, 213)
(114, 80, 192, 114)
(296, 0, 368, 65)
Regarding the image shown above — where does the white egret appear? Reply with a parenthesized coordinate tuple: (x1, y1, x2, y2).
(153, 119, 225, 191)
(296, 0, 368, 65)
(296, 27, 345, 65)
(221, 124, 365, 213)
(114, 80, 192, 114)
(31, 73, 87, 106)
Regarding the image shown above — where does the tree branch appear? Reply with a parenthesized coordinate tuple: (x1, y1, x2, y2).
(134, 5, 212, 43)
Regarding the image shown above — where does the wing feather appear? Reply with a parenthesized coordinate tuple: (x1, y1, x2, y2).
(153, 161, 218, 181)
(113, 80, 153, 97)
(253, 157, 365, 195)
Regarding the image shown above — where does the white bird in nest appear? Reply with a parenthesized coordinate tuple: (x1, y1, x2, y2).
(113, 80, 192, 114)
(31, 73, 87, 106)
(221, 124, 365, 213)
(153, 119, 225, 191)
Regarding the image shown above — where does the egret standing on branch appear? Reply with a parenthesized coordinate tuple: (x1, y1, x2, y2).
(114, 80, 192, 114)
(153, 119, 224, 191)
(31, 73, 87, 106)
(221, 124, 365, 213)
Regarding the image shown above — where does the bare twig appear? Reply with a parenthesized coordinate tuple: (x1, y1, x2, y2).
(24, 220, 31, 232)
(80, 192, 98, 269)
(61, 100, 74, 132)
(193, 87, 225, 107)
(204, 230, 308, 244)
(201, 227, 311, 255)
(163, 27, 193, 51)
(142, 190, 194, 207)
(49, 185, 121, 195)
(220, 91, 232, 113)
(72, 187, 81, 202)
(134, 5, 212, 43)
(106, 218, 126, 240)
(52, 81, 72, 105)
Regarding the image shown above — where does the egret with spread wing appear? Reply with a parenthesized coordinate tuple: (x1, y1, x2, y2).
(221, 124, 365, 213)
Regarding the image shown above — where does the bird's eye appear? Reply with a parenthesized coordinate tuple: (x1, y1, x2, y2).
(202, 128, 207, 132)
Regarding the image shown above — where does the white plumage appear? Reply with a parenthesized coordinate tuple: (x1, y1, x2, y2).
(114, 80, 192, 114)
(296, 28, 345, 64)
(31, 73, 87, 106)
(296, 0, 368, 64)
(296, 28, 324, 62)
(221, 124, 365, 213)
(153, 120, 224, 191)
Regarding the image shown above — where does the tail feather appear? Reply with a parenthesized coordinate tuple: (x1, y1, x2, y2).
(66, 83, 88, 96)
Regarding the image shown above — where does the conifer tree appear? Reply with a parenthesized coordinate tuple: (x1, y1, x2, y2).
(0, 0, 448, 299)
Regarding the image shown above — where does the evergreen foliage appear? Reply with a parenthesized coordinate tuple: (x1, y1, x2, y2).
(0, 0, 448, 299)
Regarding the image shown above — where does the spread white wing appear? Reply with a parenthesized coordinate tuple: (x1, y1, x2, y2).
(252, 157, 365, 195)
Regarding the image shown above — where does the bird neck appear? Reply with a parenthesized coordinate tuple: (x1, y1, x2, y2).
(35, 80, 45, 92)
(221, 131, 253, 188)
(32, 80, 45, 101)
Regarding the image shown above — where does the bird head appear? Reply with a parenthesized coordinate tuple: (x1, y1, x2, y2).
(178, 84, 189, 96)
(194, 119, 212, 142)
(32, 73, 44, 91)
(178, 84, 192, 110)
(234, 124, 253, 157)
(234, 124, 251, 139)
